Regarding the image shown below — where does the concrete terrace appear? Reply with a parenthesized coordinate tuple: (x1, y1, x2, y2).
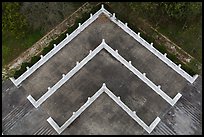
(2, 5, 202, 135)
(20, 13, 187, 100)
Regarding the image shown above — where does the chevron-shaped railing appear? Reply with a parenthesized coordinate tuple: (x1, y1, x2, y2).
(27, 39, 182, 109)
(8, 4, 196, 135)
(47, 83, 161, 134)
(10, 4, 198, 87)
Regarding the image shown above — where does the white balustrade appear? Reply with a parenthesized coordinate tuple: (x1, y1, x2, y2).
(10, 5, 106, 87)
(100, 8, 198, 84)
(47, 84, 161, 134)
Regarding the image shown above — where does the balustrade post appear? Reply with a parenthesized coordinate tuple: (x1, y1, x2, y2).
(102, 39, 105, 44)
(66, 33, 69, 37)
(112, 13, 116, 19)
(89, 50, 92, 54)
(76, 61, 79, 65)
(178, 64, 181, 69)
(101, 4, 104, 10)
(164, 53, 167, 57)
(138, 32, 140, 37)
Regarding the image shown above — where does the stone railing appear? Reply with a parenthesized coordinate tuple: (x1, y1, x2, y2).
(6, 2, 94, 71)
(47, 83, 161, 134)
(27, 43, 104, 108)
(27, 40, 182, 109)
(101, 7, 198, 84)
(10, 4, 198, 87)
(9, 4, 103, 87)
(103, 41, 182, 106)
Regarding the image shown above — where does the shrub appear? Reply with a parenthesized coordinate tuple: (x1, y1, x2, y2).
(13, 56, 41, 79)
(12, 3, 101, 79)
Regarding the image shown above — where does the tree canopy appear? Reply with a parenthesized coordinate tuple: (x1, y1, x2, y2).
(2, 2, 28, 39)
(129, 2, 202, 25)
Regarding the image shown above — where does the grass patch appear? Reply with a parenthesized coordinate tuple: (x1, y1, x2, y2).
(12, 3, 199, 79)
(12, 3, 101, 79)
(157, 19, 202, 63)
(2, 2, 86, 68)
(140, 30, 198, 76)
(2, 29, 43, 67)
(14, 56, 41, 79)
(105, 3, 199, 76)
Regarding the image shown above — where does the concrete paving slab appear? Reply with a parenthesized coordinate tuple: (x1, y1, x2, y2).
(21, 13, 187, 102)
(41, 50, 170, 127)
(2, 81, 30, 118)
(5, 108, 49, 135)
(61, 93, 145, 135)
(2, 8, 201, 135)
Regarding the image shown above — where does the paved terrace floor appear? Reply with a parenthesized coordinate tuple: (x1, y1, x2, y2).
(40, 50, 170, 127)
(2, 12, 201, 135)
(2, 76, 202, 135)
(22, 13, 187, 101)
(61, 93, 145, 135)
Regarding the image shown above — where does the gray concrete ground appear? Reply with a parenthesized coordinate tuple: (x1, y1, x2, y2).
(2, 76, 202, 135)
(61, 93, 145, 135)
(149, 76, 202, 135)
(22, 14, 187, 100)
(2, 14, 202, 135)
(41, 50, 170, 126)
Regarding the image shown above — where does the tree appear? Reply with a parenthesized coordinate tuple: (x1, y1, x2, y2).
(129, 2, 202, 27)
(2, 2, 28, 39)
(162, 2, 201, 21)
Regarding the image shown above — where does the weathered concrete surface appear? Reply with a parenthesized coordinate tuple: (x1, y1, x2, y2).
(4, 108, 50, 135)
(40, 50, 170, 127)
(61, 93, 145, 135)
(2, 81, 34, 134)
(22, 14, 187, 102)
(150, 75, 202, 135)
(2, 13, 202, 135)
(2, 80, 30, 120)
(2, 75, 202, 135)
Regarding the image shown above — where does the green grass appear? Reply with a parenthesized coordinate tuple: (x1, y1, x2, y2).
(2, 29, 43, 67)
(14, 56, 41, 79)
(10, 3, 201, 78)
(2, 2, 86, 68)
(106, 3, 200, 76)
(108, 2, 202, 64)
(12, 3, 101, 79)
(157, 19, 202, 63)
